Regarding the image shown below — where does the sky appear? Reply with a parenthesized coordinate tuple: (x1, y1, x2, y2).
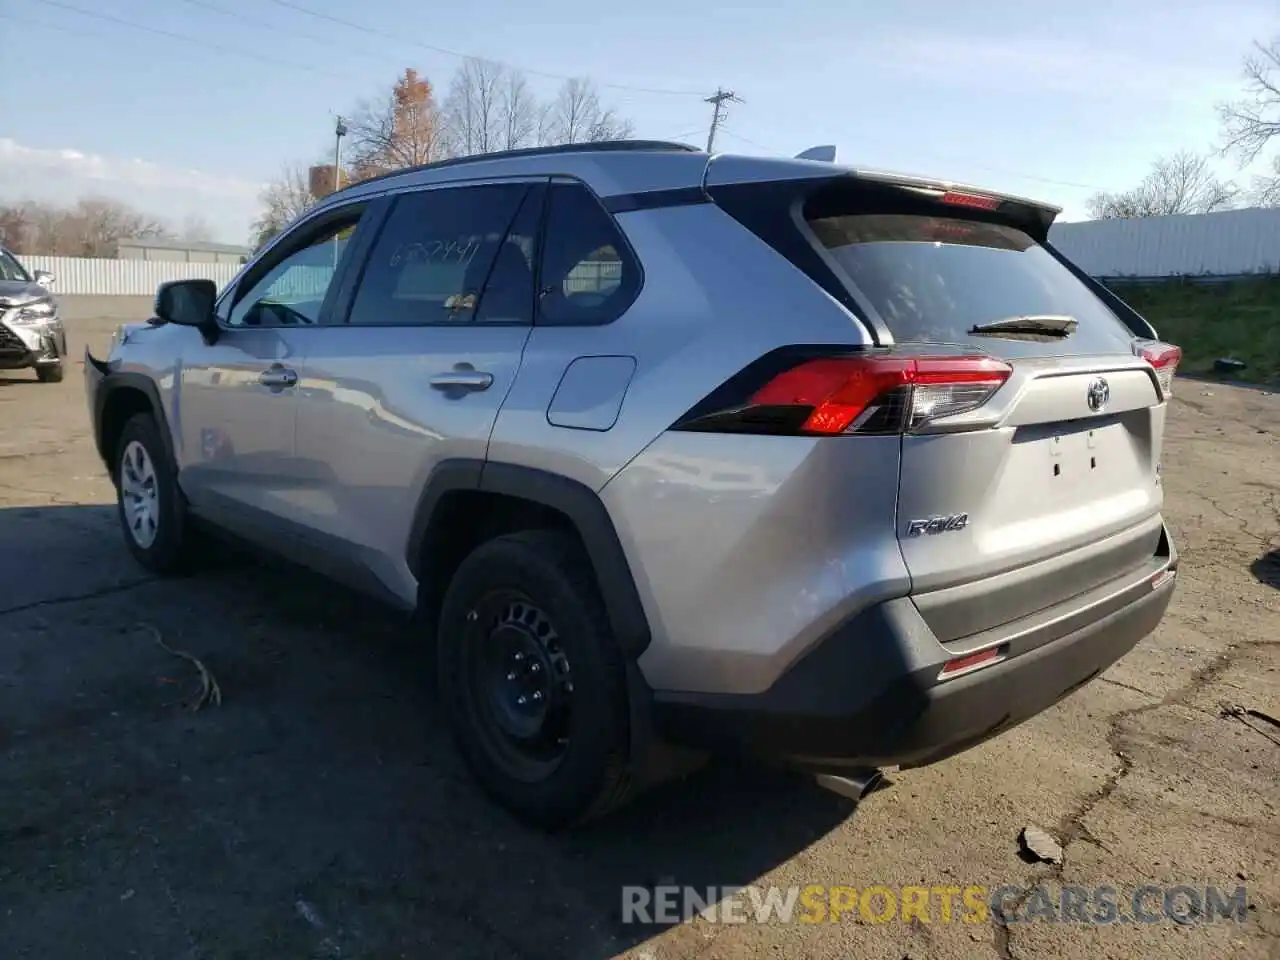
(1, 0, 1275, 244)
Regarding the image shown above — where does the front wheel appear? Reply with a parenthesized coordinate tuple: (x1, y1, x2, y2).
(35, 363, 63, 383)
(437, 530, 635, 830)
(113, 413, 194, 574)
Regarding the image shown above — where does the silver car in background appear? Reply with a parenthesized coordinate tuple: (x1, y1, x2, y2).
(0, 247, 65, 383)
(84, 141, 1181, 829)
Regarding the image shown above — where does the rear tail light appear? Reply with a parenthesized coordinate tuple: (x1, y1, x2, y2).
(674, 352, 1013, 436)
(1133, 340, 1181, 398)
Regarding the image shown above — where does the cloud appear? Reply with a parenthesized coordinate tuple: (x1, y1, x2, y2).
(0, 139, 264, 243)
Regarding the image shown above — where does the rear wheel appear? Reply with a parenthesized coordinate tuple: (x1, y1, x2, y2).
(113, 413, 194, 575)
(35, 363, 63, 383)
(437, 530, 633, 829)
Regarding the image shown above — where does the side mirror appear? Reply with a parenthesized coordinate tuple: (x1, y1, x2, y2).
(33, 270, 54, 289)
(155, 279, 219, 343)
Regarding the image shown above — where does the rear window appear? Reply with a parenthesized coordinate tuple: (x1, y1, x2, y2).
(807, 214, 1135, 354)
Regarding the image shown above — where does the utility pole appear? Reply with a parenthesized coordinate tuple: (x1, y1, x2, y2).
(704, 89, 740, 153)
(333, 115, 348, 193)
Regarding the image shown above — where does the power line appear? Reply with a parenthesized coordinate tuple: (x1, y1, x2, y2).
(177, 0, 378, 57)
(20, 0, 362, 82)
(717, 128, 776, 154)
(264, 0, 707, 97)
(658, 129, 707, 144)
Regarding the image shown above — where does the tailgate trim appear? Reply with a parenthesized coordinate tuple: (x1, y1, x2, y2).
(928, 522, 1176, 657)
(912, 512, 1166, 644)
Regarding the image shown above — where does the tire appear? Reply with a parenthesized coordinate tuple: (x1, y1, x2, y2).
(437, 529, 634, 830)
(113, 413, 194, 575)
(35, 364, 63, 383)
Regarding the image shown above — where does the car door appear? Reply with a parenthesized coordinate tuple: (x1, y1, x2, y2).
(288, 178, 545, 605)
(176, 201, 373, 541)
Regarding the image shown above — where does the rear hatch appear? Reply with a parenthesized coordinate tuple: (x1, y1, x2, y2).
(707, 168, 1180, 645)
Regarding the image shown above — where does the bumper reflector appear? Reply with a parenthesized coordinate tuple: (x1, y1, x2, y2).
(938, 645, 1006, 680)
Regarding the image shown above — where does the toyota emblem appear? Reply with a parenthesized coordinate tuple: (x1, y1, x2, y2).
(1087, 377, 1110, 412)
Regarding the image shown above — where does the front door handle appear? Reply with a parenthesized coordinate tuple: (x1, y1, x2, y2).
(259, 364, 298, 389)
(430, 368, 494, 392)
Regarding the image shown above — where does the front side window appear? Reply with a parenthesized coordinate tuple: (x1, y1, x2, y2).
(347, 182, 535, 326)
(537, 183, 639, 326)
(0, 249, 30, 283)
(228, 214, 362, 328)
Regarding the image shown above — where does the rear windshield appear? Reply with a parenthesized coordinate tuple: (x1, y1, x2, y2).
(807, 214, 1135, 355)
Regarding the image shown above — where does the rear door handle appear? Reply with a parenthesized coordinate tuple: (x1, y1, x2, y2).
(430, 369, 493, 392)
(259, 365, 298, 389)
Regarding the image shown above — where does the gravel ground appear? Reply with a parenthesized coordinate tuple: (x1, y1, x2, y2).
(0, 296, 1276, 960)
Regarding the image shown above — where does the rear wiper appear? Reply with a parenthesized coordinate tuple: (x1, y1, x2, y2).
(969, 315, 1078, 337)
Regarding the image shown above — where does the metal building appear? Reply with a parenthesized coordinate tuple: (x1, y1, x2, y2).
(115, 238, 250, 265)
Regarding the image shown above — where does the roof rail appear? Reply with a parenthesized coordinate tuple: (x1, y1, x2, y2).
(330, 139, 703, 195)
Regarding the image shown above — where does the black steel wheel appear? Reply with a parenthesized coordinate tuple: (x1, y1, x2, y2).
(437, 529, 634, 829)
(460, 593, 574, 781)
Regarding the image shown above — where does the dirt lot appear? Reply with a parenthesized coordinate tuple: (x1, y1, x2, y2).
(1, 296, 1277, 960)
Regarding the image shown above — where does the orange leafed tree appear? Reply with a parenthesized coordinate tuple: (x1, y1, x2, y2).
(348, 68, 444, 179)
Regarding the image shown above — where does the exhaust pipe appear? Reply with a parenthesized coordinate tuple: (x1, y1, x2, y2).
(814, 768, 883, 803)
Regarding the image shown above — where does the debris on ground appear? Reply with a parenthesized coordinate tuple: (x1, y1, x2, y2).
(1219, 702, 1280, 747)
(295, 899, 325, 929)
(1019, 825, 1064, 865)
(137, 621, 222, 711)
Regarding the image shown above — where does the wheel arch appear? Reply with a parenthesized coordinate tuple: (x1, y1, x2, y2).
(408, 459, 652, 658)
(94, 373, 177, 475)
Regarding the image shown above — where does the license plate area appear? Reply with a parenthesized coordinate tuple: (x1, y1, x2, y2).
(1004, 415, 1150, 519)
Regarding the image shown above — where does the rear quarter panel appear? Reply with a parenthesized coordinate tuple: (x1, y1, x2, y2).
(487, 201, 875, 491)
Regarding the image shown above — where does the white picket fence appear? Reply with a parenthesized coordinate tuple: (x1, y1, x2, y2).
(22, 256, 242, 296)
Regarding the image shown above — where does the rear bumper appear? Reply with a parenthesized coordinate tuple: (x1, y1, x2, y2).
(651, 530, 1177, 773)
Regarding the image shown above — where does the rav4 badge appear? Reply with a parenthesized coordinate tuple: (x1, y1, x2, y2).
(906, 514, 970, 537)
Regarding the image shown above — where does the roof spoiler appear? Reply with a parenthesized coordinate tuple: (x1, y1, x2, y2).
(846, 168, 1063, 239)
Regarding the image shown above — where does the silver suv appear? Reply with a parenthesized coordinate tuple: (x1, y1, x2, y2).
(85, 141, 1181, 829)
(1, 246, 65, 383)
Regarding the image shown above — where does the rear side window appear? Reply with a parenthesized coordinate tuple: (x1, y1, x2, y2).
(807, 213, 1135, 355)
(538, 183, 639, 326)
(348, 182, 535, 326)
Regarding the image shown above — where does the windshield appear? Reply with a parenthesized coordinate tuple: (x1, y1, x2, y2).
(807, 214, 1135, 356)
(0, 249, 31, 283)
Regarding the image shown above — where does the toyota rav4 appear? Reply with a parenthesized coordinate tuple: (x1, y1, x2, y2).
(85, 141, 1180, 829)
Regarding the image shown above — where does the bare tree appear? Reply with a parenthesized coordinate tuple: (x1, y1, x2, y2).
(181, 214, 214, 243)
(441, 58, 505, 157)
(1218, 37, 1280, 206)
(1248, 156, 1280, 206)
(545, 77, 634, 145)
(0, 203, 34, 252)
(0, 198, 171, 256)
(1087, 151, 1238, 219)
(251, 166, 317, 249)
(497, 69, 537, 151)
(348, 68, 444, 178)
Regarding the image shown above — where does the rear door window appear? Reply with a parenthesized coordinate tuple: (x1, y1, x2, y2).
(807, 214, 1135, 356)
